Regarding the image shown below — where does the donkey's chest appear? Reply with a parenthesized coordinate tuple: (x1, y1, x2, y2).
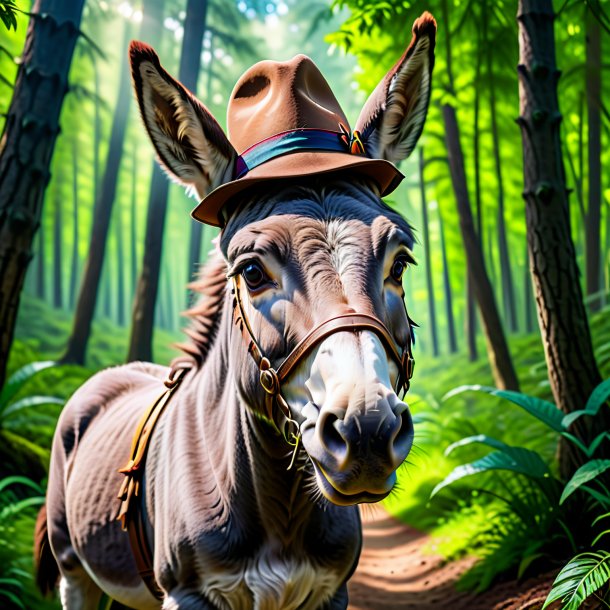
(200, 550, 340, 610)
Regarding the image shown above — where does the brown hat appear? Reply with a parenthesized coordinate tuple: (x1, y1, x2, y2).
(190, 55, 403, 225)
(130, 12, 436, 227)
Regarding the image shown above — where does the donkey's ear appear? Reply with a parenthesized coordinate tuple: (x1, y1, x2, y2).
(129, 41, 237, 199)
(355, 12, 436, 165)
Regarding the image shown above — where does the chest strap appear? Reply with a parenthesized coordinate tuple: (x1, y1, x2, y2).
(116, 360, 191, 601)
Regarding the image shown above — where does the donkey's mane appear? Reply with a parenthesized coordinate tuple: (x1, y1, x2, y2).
(176, 250, 228, 365)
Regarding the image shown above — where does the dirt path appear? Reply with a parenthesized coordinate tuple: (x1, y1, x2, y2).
(347, 506, 557, 610)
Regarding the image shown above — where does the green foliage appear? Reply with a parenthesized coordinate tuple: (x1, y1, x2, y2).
(0, 361, 65, 480)
(431, 380, 610, 602)
(0, 0, 18, 31)
(0, 476, 57, 610)
(543, 551, 610, 610)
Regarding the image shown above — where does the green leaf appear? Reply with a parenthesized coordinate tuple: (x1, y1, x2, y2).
(443, 385, 565, 432)
(445, 434, 512, 456)
(2, 395, 64, 418)
(0, 590, 26, 610)
(0, 475, 43, 495)
(562, 378, 610, 429)
(543, 551, 610, 609)
(431, 447, 550, 497)
(586, 378, 610, 414)
(0, 361, 57, 413)
(560, 460, 610, 505)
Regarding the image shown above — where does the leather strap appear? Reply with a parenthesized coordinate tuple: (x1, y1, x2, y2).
(117, 363, 190, 601)
(232, 275, 415, 437)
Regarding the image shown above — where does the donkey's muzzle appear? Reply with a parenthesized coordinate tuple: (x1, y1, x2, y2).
(304, 395, 414, 505)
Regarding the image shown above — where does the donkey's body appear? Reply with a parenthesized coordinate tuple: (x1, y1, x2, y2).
(41, 13, 436, 610)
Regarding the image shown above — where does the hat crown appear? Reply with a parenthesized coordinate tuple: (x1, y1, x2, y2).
(227, 55, 350, 154)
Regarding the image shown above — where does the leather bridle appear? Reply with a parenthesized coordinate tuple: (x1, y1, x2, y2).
(231, 275, 415, 446)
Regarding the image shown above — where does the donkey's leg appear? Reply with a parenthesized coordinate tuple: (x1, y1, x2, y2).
(58, 568, 103, 610)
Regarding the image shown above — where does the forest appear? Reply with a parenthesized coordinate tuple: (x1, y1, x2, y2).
(0, 0, 609, 608)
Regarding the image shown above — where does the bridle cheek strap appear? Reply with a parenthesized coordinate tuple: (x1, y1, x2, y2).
(232, 277, 415, 439)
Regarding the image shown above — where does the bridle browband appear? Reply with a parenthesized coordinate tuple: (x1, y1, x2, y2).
(231, 275, 415, 450)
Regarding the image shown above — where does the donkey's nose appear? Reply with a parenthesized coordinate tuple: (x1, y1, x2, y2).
(318, 393, 413, 472)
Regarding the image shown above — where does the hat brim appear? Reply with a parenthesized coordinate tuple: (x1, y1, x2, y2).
(190, 152, 404, 227)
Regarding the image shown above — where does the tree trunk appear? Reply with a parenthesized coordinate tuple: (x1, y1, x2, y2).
(69, 136, 79, 309)
(35, 227, 45, 301)
(467, 40, 482, 363)
(0, 0, 85, 388)
(62, 24, 133, 362)
(585, 7, 602, 312)
(517, 0, 608, 477)
(466, 273, 477, 360)
(130, 141, 138, 295)
(489, 60, 518, 333)
(523, 244, 535, 334)
(52, 178, 63, 309)
(116, 203, 125, 326)
(129, 0, 208, 362)
(102, 261, 112, 320)
(418, 149, 438, 357)
(63, 2, 165, 364)
(438, 205, 457, 354)
(440, 0, 518, 390)
(187, 30, 214, 306)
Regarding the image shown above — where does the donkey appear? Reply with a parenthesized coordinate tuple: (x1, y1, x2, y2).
(36, 12, 436, 610)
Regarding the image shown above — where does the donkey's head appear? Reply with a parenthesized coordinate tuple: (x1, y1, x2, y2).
(130, 13, 436, 505)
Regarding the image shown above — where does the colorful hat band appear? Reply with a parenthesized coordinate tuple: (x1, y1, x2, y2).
(234, 126, 366, 180)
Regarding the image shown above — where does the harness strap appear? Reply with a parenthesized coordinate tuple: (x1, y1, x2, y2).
(232, 275, 415, 445)
(117, 363, 191, 601)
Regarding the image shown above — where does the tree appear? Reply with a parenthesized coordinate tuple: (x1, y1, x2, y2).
(52, 176, 63, 309)
(0, 0, 86, 388)
(418, 148, 439, 357)
(516, 0, 609, 477)
(440, 0, 519, 390)
(69, 136, 80, 309)
(63, 1, 165, 364)
(128, 0, 208, 362)
(585, 4, 602, 311)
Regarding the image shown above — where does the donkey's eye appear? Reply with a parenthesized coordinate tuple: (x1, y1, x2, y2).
(242, 262, 269, 291)
(390, 257, 408, 283)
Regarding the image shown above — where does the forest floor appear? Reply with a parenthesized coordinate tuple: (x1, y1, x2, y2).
(348, 504, 559, 610)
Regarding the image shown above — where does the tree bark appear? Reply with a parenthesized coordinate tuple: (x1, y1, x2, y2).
(52, 177, 63, 309)
(63, 1, 165, 364)
(69, 136, 79, 309)
(517, 0, 607, 477)
(440, 0, 519, 389)
(438, 204, 457, 354)
(128, 0, 208, 362)
(418, 149, 439, 357)
(585, 7, 602, 312)
(0, 0, 85, 388)
(35, 227, 45, 301)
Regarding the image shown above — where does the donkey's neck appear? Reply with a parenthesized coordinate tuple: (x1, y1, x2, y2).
(195, 295, 316, 546)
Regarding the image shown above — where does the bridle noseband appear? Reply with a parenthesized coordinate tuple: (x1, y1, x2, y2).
(232, 275, 415, 452)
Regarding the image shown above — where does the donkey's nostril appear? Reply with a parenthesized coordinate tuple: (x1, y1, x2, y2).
(319, 411, 348, 462)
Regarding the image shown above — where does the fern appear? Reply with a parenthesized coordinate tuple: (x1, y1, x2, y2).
(543, 551, 610, 609)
